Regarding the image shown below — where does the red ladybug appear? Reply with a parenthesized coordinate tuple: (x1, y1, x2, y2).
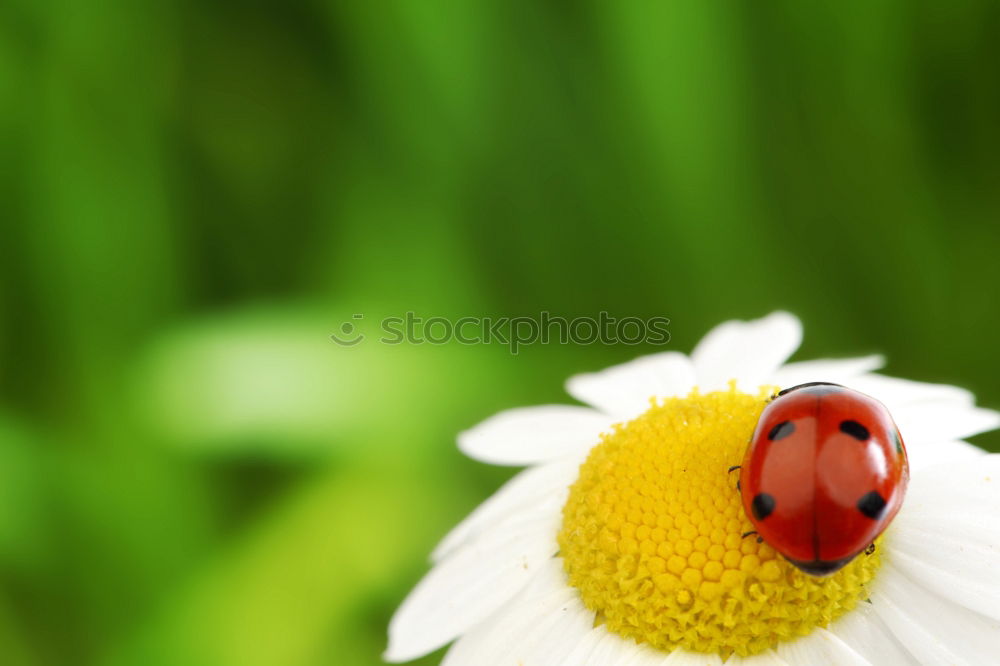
(737, 382, 909, 576)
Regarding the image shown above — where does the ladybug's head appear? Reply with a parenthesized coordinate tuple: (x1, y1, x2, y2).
(776, 381, 845, 397)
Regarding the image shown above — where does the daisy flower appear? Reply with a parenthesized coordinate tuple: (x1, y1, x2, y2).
(386, 312, 1000, 665)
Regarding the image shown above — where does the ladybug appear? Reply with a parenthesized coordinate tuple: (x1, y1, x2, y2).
(737, 382, 909, 576)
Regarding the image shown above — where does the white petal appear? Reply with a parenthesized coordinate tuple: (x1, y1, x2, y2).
(890, 471, 1000, 552)
(603, 640, 675, 666)
(565, 351, 697, 419)
(619, 644, 674, 666)
(844, 373, 974, 408)
(769, 355, 885, 390)
(885, 455, 1000, 622)
(905, 439, 985, 472)
(556, 630, 720, 666)
(690, 312, 802, 392)
(561, 628, 635, 666)
(870, 562, 1000, 665)
(830, 601, 918, 665)
(777, 370, 995, 466)
(432, 457, 581, 562)
(887, 548, 1000, 625)
(661, 648, 725, 665)
(458, 405, 612, 466)
(442, 559, 592, 666)
(724, 650, 789, 666)
(774, 627, 872, 665)
(551, 626, 672, 666)
(892, 401, 1000, 446)
(519, 597, 600, 666)
(385, 513, 560, 662)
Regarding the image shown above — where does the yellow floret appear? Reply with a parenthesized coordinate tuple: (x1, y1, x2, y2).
(558, 385, 881, 658)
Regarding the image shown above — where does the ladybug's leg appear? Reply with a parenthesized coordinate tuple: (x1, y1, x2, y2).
(865, 543, 876, 556)
(727, 465, 741, 492)
(742, 531, 763, 544)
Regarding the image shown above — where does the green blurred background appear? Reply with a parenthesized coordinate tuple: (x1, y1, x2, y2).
(2, 1, 999, 665)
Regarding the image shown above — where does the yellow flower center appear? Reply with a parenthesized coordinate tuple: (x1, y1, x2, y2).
(558, 385, 881, 658)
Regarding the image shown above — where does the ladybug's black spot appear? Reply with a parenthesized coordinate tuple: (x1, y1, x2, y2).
(751, 493, 776, 520)
(857, 491, 887, 519)
(840, 420, 870, 441)
(768, 420, 796, 441)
